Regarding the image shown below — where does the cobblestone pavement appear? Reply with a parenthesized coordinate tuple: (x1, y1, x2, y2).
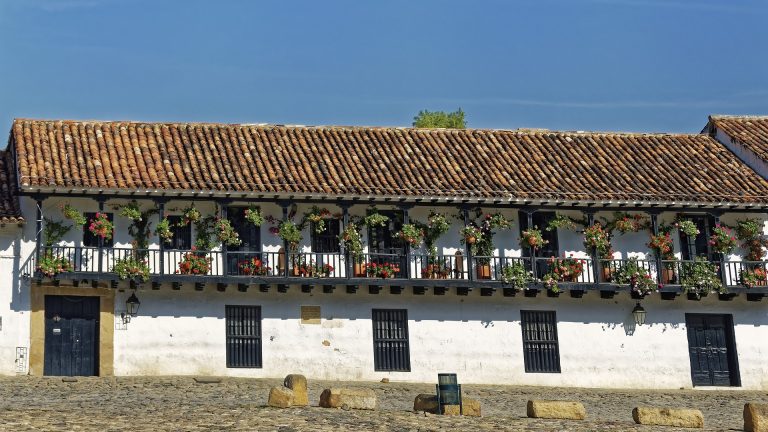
(0, 376, 765, 431)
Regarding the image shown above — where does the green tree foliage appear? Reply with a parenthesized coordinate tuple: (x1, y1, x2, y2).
(412, 108, 466, 129)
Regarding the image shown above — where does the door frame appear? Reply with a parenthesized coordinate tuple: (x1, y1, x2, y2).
(30, 283, 115, 376)
(685, 313, 741, 387)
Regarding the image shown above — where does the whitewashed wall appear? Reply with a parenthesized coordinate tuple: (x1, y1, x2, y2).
(112, 286, 768, 389)
(0, 225, 28, 375)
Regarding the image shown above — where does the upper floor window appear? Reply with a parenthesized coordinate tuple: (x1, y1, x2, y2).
(83, 212, 113, 248)
(311, 220, 341, 253)
(679, 215, 715, 260)
(519, 211, 559, 257)
(166, 216, 192, 250)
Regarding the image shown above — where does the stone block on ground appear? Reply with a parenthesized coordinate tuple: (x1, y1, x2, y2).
(527, 400, 586, 420)
(632, 407, 703, 428)
(267, 386, 294, 408)
(283, 374, 308, 406)
(413, 394, 439, 413)
(319, 388, 376, 410)
(745, 403, 768, 432)
(462, 398, 481, 417)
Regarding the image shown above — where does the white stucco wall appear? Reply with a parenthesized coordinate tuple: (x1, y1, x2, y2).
(112, 286, 768, 389)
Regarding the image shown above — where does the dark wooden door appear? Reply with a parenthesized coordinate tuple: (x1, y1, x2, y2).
(685, 314, 739, 386)
(368, 210, 406, 278)
(44, 295, 100, 376)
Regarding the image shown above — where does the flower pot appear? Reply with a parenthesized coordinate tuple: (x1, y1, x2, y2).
(601, 267, 613, 282)
(465, 236, 477, 245)
(476, 264, 491, 280)
(291, 267, 301, 277)
(661, 269, 676, 284)
(354, 262, 366, 277)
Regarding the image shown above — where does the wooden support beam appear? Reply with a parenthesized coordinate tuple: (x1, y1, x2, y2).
(277, 284, 289, 293)
(346, 285, 358, 294)
(259, 284, 270, 292)
(413, 286, 426, 295)
(369, 285, 381, 294)
(237, 283, 248, 292)
(301, 284, 313, 293)
(322, 285, 335, 294)
(216, 283, 227, 292)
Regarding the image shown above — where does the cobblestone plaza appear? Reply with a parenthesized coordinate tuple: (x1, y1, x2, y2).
(0, 376, 765, 431)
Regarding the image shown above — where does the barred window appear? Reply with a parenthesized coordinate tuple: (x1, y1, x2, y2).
(521, 310, 560, 373)
(372, 309, 410, 372)
(226, 305, 262, 368)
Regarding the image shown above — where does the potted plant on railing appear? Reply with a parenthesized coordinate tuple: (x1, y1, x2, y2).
(297, 260, 334, 278)
(365, 262, 400, 279)
(36, 253, 73, 284)
(421, 263, 450, 279)
(648, 231, 676, 284)
(583, 222, 614, 281)
(461, 211, 510, 280)
(177, 247, 213, 275)
(542, 255, 585, 293)
(740, 267, 767, 288)
(239, 257, 271, 276)
(397, 223, 423, 248)
(613, 258, 656, 298)
(680, 257, 724, 299)
(339, 221, 365, 277)
(500, 261, 533, 292)
(113, 256, 151, 287)
(736, 218, 768, 262)
(709, 224, 737, 255)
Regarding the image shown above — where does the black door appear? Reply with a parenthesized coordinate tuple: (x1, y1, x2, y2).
(519, 211, 559, 278)
(368, 210, 406, 278)
(227, 207, 262, 275)
(44, 295, 100, 376)
(685, 314, 740, 386)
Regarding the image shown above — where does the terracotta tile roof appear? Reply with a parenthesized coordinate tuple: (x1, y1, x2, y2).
(710, 115, 768, 161)
(0, 150, 23, 224)
(9, 118, 768, 206)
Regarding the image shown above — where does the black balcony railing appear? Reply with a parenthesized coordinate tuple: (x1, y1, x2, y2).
(21, 245, 768, 291)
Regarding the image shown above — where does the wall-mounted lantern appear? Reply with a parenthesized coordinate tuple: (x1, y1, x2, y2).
(121, 292, 141, 323)
(632, 302, 647, 326)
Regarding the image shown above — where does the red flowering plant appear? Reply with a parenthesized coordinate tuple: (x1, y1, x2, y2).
(709, 224, 737, 255)
(583, 223, 612, 259)
(520, 228, 548, 252)
(88, 212, 113, 240)
(735, 219, 768, 262)
(542, 255, 585, 292)
(177, 247, 212, 275)
(239, 257, 271, 276)
(397, 223, 424, 247)
(648, 232, 674, 260)
(297, 260, 334, 277)
(365, 262, 400, 279)
(740, 267, 767, 288)
(614, 213, 648, 234)
(36, 253, 73, 278)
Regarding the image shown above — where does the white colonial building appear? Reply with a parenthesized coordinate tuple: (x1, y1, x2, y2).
(0, 116, 767, 389)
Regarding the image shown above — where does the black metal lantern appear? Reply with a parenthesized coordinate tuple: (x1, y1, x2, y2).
(632, 302, 646, 326)
(126, 292, 140, 318)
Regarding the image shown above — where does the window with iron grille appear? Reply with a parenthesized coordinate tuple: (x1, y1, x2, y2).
(225, 305, 262, 368)
(166, 216, 192, 250)
(520, 310, 561, 373)
(311, 220, 341, 253)
(83, 212, 113, 247)
(372, 309, 410, 372)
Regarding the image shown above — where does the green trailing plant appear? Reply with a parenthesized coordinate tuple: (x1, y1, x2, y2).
(613, 213, 648, 234)
(460, 210, 510, 264)
(42, 218, 72, 247)
(214, 218, 241, 246)
(60, 204, 87, 226)
(397, 223, 423, 247)
(460, 226, 483, 245)
(278, 220, 302, 251)
(520, 228, 547, 251)
(302, 206, 334, 234)
(500, 261, 533, 290)
(116, 200, 159, 252)
(339, 221, 364, 262)
(363, 208, 389, 228)
(735, 218, 768, 261)
(680, 257, 725, 297)
(155, 217, 173, 244)
(613, 258, 656, 295)
(674, 219, 700, 237)
(244, 206, 264, 226)
(416, 211, 451, 260)
(112, 256, 151, 282)
(546, 214, 579, 231)
(181, 205, 202, 225)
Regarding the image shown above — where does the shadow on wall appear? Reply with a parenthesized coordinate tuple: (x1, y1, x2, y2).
(8, 232, 30, 313)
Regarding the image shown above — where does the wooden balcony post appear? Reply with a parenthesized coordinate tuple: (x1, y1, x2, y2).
(526, 210, 536, 279)
(34, 196, 43, 267)
(462, 207, 474, 281)
(648, 212, 662, 285)
(157, 200, 165, 275)
(219, 201, 230, 277)
(96, 197, 105, 274)
(341, 204, 351, 279)
(585, 211, 598, 286)
(400, 205, 412, 279)
(280, 201, 290, 278)
(710, 211, 727, 287)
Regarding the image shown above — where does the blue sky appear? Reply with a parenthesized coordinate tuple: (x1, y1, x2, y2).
(1, 0, 767, 136)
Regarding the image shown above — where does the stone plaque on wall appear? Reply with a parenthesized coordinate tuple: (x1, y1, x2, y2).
(301, 306, 321, 324)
